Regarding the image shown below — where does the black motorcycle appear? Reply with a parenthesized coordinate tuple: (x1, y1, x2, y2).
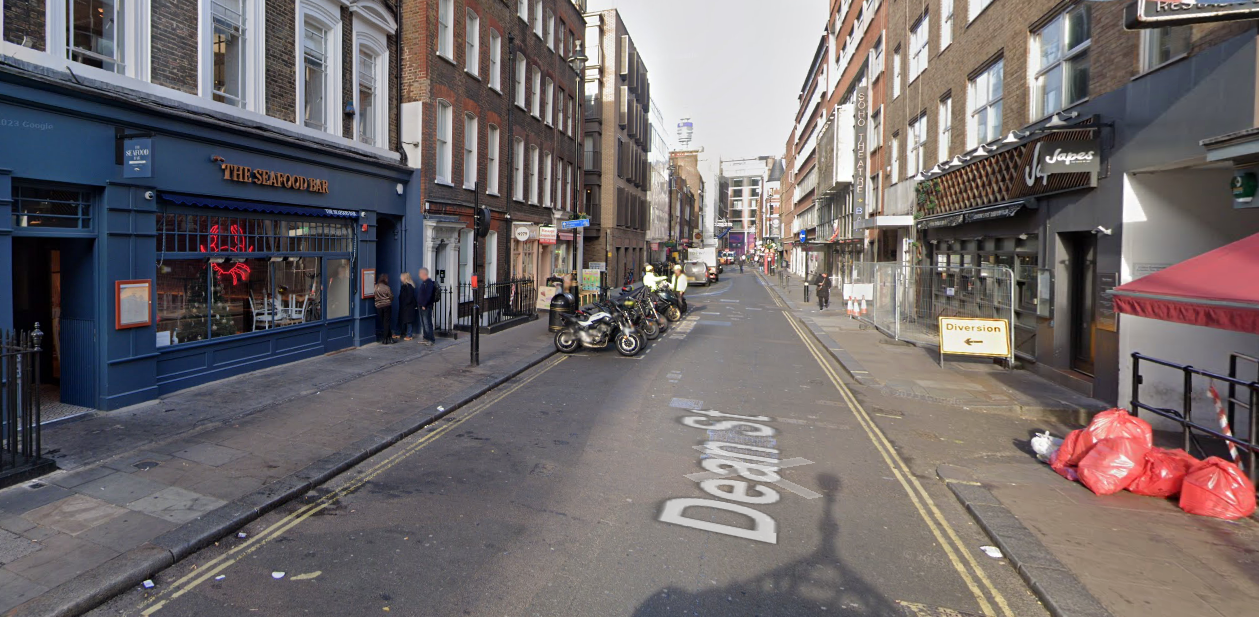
(554, 294, 644, 357)
(654, 283, 686, 322)
(617, 287, 663, 341)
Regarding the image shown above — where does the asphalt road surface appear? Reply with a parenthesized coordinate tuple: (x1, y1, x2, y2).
(92, 272, 1047, 617)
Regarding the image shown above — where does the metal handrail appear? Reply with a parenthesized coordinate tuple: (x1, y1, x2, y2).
(1130, 352, 1259, 486)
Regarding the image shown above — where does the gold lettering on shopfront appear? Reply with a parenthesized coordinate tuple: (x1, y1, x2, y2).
(219, 163, 330, 194)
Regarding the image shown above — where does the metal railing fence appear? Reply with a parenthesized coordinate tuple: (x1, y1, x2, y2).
(1, 325, 45, 487)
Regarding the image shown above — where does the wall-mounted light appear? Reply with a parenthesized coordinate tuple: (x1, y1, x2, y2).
(1003, 130, 1030, 144)
(1045, 111, 1080, 128)
(1018, 233, 1029, 240)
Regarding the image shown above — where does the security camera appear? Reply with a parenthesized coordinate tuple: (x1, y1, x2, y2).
(144, 190, 155, 201)
(1094, 226, 1113, 236)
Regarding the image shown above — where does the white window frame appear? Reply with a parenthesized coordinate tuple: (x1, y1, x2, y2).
(533, 0, 543, 38)
(207, 0, 247, 108)
(544, 77, 554, 126)
(297, 1, 343, 136)
(1030, 4, 1091, 120)
(485, 231, 499, 286)
(907, 114, 927, 178)
(869, 35, 884, 79)
(545, 9, 554, 50)
(892, 48, 901, 98)
(940, 0, 954, 50)
(465, 8, 479, 76)
(556, 87, 565, 132)
(969, 0, 995, 23)
(463, 112, 478, 189)
(487, 125, 501, 195)
(435, 99, 453, 184)
(543, 151, 553, 207)
(870, 107, 882, 151)
(938, 96, 952, 163)
(1140, 26, 1192, 73)
(488, 29, 502, 91)
(437, 0, 454, 60)
(513, 137, 525, 201)
(517, 0, 528, 23)
(890, 133, 900, 183)
(352, 9, 391, 147)
(47, 0, 152, 82)
(564, 163, 572, 211)
(908, 12, 929, 82)
(529, 145, 540, 204)
(531, 64, 542, 118)
(967, 60, 1004, 148)
(515, 55, 527, 108)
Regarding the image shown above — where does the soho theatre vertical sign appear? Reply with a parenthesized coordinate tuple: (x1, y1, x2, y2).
(853, 89, 868, 222)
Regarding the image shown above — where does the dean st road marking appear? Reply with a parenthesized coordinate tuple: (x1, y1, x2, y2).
(657, 406, 820, 545)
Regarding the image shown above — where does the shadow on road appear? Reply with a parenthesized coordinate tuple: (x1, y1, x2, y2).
(630, 473, 903, 616)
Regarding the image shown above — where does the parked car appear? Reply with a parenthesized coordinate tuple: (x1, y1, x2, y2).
(683, 261, 710, 286)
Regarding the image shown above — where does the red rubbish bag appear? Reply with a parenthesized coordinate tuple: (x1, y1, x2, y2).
(1078, 437, 1151, 496)
(1082, 409, 1153, 451)
(1127, 448, 1199, 498)
(1180, 457, 1257, 520)
(1050, 430, 1087, 482)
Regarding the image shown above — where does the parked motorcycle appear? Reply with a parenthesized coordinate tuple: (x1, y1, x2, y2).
(553, 294, 644, 357)
(617, 287, 663, 340)
(654, 283, 686, 322)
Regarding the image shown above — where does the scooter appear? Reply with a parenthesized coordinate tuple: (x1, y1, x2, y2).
(553, 294, 644, 357)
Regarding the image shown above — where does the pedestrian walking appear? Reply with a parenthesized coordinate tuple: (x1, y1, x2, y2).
(374, 273, 394, 344)
(397, 272, 418, 341)
(817, 272, 832, 311)
(669, 265, 689, 313)
(416, 268, 438, 346)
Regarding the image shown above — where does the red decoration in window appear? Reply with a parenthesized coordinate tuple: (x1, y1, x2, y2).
(200, 224, 255, 284)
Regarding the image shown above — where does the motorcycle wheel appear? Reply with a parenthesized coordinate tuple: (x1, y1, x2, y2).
(641, 319, 660, 340)
(656, 316, 669, 332)
(666, 306, 683, 322)
(616, 333, 643, 357)
(554, 329, 580, 354)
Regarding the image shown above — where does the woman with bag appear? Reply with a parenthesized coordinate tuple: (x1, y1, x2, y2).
(374, 273, 395, 344)
(397, 272, 418, 341)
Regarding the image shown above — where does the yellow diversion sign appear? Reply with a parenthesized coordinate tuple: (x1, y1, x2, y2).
(938, 317, 1011, 358)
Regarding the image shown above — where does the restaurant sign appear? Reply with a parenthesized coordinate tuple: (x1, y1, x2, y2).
(1125, 1, 1259, 29)
(221, 163, 330, 194)
(1025, 139, 1100, 186)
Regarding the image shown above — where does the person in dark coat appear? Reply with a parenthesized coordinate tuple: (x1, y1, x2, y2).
(817, 272, 832, 311)
(415, 268, 438, 346)
(397, 272, 418, 340)
(374, 273, 394, 344)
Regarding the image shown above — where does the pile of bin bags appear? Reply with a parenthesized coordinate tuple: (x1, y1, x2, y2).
(1034, 409, 1256, 520)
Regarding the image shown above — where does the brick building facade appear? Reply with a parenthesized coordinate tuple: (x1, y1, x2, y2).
(400, 0, 584, 299)
(582, 8, 650, 285)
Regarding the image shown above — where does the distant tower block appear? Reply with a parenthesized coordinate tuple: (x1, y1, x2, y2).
(677, 119, 694, 149)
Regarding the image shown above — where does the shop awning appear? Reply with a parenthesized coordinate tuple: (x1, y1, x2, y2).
(1112, 233, 1259, 334)
(159, 193, 360, 219)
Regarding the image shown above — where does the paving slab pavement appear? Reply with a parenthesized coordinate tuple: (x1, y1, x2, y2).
(0, 320, 554, 617)
(757, 271, 1259, 617)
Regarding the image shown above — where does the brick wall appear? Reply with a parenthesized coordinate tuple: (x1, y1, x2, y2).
(266, 0, 297, 123)
(3, 0, 45, 50)
(150, 0, 198, 94)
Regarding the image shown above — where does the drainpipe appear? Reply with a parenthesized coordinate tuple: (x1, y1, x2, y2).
(506, 35, 516, 280)
(395, 0, 406, 167)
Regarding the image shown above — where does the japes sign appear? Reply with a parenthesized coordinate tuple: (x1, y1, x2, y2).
(1025, 139, 1101, 187)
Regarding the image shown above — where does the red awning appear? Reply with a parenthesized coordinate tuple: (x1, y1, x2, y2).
(1112, 233, 1259, 334)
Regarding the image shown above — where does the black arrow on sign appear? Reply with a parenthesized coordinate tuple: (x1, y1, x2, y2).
(964, 338, 984, 346)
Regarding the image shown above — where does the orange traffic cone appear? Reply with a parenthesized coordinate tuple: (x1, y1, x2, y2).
(860, 297, 867, 315)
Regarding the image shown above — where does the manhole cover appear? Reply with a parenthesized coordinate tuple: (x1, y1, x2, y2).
(133, 460, 161, 471)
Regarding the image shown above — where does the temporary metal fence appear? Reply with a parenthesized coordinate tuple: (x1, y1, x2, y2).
(1, 325, 51, 488)
(844, 264, 1016, 359)
(1131, 352, 1259, 486)
(451, 278, 538, 331)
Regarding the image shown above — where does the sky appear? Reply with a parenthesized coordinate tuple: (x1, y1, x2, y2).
(586, 0, 828, 162)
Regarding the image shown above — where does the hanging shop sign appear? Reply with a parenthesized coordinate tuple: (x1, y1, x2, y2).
(916, 126, 1097, 220)
(220, 163, 330, 194)
(539, 225, 558, 245)
(513, 224, 538, 242)
(558, 232, 574, 241)
(1125, 1, 1259, 30)
(123, 138, 153, 179)
(1233, 171, 1258, 206)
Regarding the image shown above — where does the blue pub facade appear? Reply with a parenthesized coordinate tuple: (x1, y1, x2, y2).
(0, 62, 419, 411)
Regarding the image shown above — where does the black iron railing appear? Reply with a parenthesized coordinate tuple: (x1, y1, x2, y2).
(432, 284, 458, 338)
(451, 278, 538, 331)
(1131, 352, 1259, 486)
(1, 324, 50, 487)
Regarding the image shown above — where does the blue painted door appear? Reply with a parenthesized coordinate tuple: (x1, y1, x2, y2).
(57, 239, 96, 408)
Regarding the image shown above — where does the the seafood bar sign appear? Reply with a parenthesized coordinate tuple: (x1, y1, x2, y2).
(1126, 1, 1259, 29)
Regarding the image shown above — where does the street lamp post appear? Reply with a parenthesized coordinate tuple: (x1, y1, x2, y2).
(568, 42, 587, 300)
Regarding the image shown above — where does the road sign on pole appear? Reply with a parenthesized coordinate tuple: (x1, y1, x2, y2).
(799, 230, 807, 243)
(560, 219, 590, 230)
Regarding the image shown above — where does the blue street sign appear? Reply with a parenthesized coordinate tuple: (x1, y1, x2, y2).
(560, 219, 590, 229)
(799, 230, 807, 243)
(123, 138, 152, 178)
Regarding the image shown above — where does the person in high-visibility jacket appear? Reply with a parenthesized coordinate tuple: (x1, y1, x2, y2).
(669, 265, 689, 312)
(643, 264, 664, 291)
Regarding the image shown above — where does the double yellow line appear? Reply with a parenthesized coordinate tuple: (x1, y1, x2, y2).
(139, 356, 567, 615)
(781, 313, 1013, 617)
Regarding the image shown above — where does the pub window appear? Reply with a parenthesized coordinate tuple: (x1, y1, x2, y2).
(211, 0, 246, 107)
(154, 210, 354, 347)
(12, 184, 93, 229)
(357, 51, 379, 146)
(68, 0, 123, 72)
(1031, 4, 1090, 119)
(303, 21, 330, 131)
